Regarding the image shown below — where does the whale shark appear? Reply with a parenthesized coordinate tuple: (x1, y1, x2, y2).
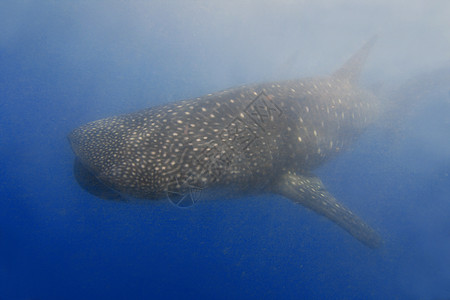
(69, 37, 382, 248)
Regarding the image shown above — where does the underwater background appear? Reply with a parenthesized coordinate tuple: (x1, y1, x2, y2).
(1, 1, 449, 299)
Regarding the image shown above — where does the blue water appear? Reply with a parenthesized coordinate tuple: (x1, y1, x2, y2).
(1, 2, 450, 299)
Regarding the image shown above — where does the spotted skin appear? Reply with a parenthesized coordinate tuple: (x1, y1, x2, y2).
(69, 38, 382, 248)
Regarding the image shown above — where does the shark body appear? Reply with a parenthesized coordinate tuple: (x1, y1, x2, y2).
(69, 38, 382, 248)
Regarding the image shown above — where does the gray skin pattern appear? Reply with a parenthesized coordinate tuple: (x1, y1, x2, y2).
(69, 38, 382, 248)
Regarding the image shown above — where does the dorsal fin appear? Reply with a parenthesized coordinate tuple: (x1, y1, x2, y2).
(332, 36, 377, 83)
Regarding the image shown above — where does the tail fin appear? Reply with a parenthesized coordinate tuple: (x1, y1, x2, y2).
(332, 36, 378, 84)
(377, 66, 450, 143)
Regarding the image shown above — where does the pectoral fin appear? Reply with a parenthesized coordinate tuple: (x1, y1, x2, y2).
(272, 171, 382, 248)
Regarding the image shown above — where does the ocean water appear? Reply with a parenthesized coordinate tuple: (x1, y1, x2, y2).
(1, 1, 450, 299)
